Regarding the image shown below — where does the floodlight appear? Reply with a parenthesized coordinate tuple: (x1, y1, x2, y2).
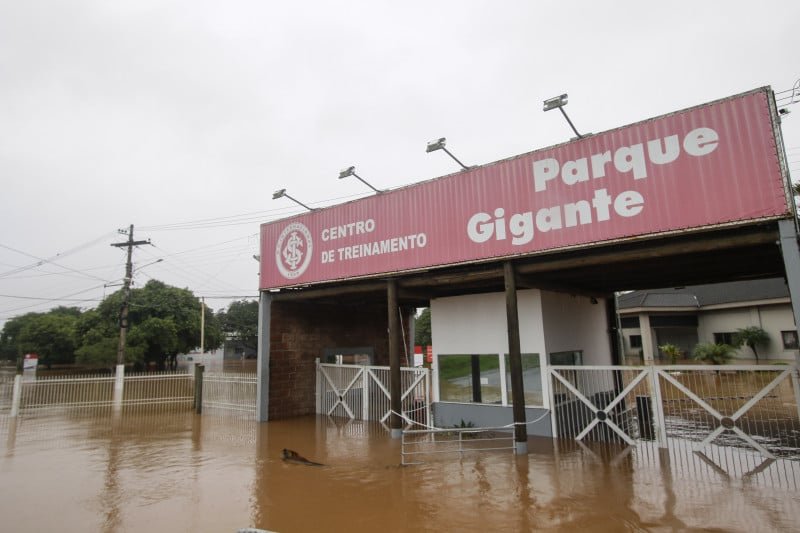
(425, 137, 469, 170)
(426, 137, 447, 153)
(338, 165, 381, 193)
(271, 188, 314, 211)
(543, 93, 583, 139)
(543, 94, 568, 111)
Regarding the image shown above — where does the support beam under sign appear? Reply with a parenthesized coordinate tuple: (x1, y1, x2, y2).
(387, 279, 403, 438)
(504, 262, 528, 454)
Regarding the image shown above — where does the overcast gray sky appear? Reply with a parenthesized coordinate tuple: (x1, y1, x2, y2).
(1, 0, 799, 327)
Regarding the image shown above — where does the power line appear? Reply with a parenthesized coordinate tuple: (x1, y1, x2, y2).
(0, 233, 118, 282)
(0, 283, 110, 318)
(0, 294, 103, 303)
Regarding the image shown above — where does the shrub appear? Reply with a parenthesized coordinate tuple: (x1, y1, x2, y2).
(692, 343, 735, 365)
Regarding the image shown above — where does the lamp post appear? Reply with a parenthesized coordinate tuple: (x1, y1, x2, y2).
(425, 137, 469, 170)
(272, 189, 315, 211)
(543, 93, 583, 139)
(338, 166, 381, 193)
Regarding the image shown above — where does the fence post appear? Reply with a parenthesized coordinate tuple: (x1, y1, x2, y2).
(362, 367, 369, 421)
(194, 364, 205, 414)
(649, 366, 668, 449)
(425, 368, 432, 428)
(315, 358, 321, 415)
(113, 364, 125, 411)
(10, 374, 21, 417)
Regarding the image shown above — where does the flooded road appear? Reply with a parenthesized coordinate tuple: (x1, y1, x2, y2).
(1, 410, 799, 532)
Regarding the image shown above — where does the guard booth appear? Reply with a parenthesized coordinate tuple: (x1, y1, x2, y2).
(255, 87, 800, 453)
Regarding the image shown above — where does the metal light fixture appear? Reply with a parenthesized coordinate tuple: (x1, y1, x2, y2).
(338, 166, 381, 193)
(543, 93, 583, 139)
(272, 188, 315, 211)
(425, 137, 469, 170)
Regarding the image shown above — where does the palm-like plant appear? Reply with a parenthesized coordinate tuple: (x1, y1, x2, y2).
(732, 326, 770, 363)
(692, 343, 735, 365)
(659, 343, 682, 364)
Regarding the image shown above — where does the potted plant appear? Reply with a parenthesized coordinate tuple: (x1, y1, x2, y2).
(659, 343, 682, 365)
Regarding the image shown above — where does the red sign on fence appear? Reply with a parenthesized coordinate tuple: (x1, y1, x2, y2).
(260, 88, 789, 290)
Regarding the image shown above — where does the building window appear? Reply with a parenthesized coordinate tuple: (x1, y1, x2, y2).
(629, 335, 642, 349)
(438, 353, 543, 407)
(438, 354, 502, 404)
(549, 350, 583, 366)
(782, 330, 799, 350)
(713, 332, 735, 345)
(504, 353, 542, 407)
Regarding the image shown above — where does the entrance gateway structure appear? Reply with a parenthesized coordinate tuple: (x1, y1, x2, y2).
(256, 87, 800, 454)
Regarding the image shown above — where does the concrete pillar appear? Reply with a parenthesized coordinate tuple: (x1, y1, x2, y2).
(256, 291, 272, 422)
(639, 314, 655, 363)
(112, 364, 125, 411)
(10, 374, 21, 418)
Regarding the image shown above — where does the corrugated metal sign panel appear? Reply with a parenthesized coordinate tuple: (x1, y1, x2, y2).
(260, 88, 790, 290)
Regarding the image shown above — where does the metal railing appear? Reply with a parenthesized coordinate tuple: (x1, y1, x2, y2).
(201, 371, 257, 415)
(316, 362, 431, 428)
(549, 364, 800, 460)
(401, 426, 515, 465)
(7, 370, 195, 414)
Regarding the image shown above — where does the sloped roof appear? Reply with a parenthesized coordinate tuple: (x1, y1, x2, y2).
(617, 278, 789, 309)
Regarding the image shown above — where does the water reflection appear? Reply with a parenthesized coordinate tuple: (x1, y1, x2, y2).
(1, 410, 799, 532)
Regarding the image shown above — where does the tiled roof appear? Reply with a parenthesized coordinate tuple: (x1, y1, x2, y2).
(617, 278, 789, 309)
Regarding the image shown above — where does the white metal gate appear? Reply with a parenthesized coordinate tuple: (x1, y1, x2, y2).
(316, 361, 430, 428)
(549, 364, 800, 460)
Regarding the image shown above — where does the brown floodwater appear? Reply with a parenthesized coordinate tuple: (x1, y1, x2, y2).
(1, 409, 799, 532)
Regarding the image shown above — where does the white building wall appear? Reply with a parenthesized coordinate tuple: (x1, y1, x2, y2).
(430, 289, 545, 355)
(759, 305, 799, 360)
(696, 304, 796, 361)
(541, 292, 612, 365)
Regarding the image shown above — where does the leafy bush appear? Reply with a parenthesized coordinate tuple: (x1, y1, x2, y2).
(658, 343, 682, 364)
(692, 343, 735, 365)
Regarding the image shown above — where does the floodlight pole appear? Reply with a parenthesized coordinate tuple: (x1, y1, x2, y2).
(558, 106, 583, 139)
(426, 137, 469, 170)
(543, 93, 584, 139)
(440, 146, 469, 171)
(339, 166, 381, 193)
(273, 189, 315, 211)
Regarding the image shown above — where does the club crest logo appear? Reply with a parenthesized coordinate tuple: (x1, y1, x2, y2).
(275, 222, 313, 279)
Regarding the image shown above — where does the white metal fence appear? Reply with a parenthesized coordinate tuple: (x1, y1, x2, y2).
(549, 364, 800, 460)
(316, 361, 431, 428)
(201, 371, 258, 416)
(0, 366, 263, 418)
(401, 426, 515, 465)
(4, 370, 195, 414)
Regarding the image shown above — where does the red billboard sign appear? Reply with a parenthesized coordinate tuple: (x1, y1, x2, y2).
(260, 88, 790, 290)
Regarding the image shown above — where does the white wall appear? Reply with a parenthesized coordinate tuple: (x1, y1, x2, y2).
(431, 289, 612, 365)
(430, 290, 546, 355)
(759, 305, 799, 360)
(541, 292, 612, 365)
(697, 304, 796, 361)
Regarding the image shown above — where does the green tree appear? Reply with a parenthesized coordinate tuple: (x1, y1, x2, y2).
(0, 313, 31, 364)
(76, 279, 222, 370)
(414, 308, 431, 346)
(18, 312, 79, 368)
(732, 326, 770, 363)
(692, 342, 735, 365)
(218, 300, 259, 350)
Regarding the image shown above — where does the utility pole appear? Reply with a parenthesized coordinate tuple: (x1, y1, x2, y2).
(200, 296, 205, 354)
(111, 225, 151, 366)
